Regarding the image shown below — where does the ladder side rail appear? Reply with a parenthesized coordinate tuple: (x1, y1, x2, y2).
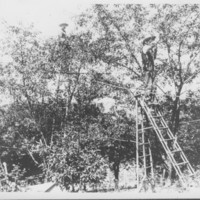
(158, 115, 179, 142)
(141, 102, 174, 156)
(142, 101, 174, 148)
(176, 147, 195, 175)
(148, 139, 154, 178)
(136, 99, 139, 188)
(154, 108, 192, 164)
(143, 103, 191, 183)
(157, 110, 195, 174)
(156, 110, 175, 139)
(169, 137, 195, 174)
(141, 110, 147, 177)
(141, 101, 186, 182)
(143, 102, 186, 180)
(136, 99, 149, 192)
(141, 101, 153, 178)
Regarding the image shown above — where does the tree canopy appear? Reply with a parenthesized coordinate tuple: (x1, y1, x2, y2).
(0, 4, 200, 191)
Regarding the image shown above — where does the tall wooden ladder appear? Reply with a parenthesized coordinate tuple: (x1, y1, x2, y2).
(136, 97, 154, 192)
(135, 94, 194, 187)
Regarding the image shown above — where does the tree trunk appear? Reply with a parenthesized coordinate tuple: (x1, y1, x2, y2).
(170, 88, 182, 135)
(113, 162, 120, 191)
(171, 96, 179, 134)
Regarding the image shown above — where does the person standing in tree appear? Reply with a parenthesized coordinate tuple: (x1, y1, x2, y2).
(141, 35, 158, 90)
(59, 23, 68, 39)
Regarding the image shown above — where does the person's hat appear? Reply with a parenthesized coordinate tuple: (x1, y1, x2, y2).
(142, 36, 156, 45)
(59, 23, 68, 28)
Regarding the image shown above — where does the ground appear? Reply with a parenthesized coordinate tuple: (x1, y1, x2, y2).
(0, 187, 200, 199)
(1, 181, 200, 198)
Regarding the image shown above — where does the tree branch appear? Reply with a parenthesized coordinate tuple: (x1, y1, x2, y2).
(178, 41, 183, 86)
(166, 43, 176, 86)
(96, 6, 142, 71)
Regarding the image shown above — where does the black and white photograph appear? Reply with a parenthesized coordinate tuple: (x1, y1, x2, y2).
(0, 0, 200, 198)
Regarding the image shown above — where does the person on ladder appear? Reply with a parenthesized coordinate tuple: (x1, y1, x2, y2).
(141, 35, 158, 102)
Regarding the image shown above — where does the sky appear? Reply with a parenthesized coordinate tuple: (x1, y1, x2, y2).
(0, 0, 91, 37)
(0, 0, 198, 37)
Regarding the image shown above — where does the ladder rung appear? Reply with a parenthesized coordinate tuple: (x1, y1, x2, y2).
(139, 154, 150, 158)
(138, 126, 153, 131)
(163, 138, 174, 141)
(176, 161, 188, 166)
(158, 127, 168, 129)
(171, 149, 182, 154)
(138, 126, 168, 132)
(137, 99, 195, 181)
(139, 142, 149, 146)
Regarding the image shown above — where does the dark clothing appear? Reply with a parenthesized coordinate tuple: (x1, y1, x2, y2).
(144, 70, 154, 89)
(141, 38, 157, 89)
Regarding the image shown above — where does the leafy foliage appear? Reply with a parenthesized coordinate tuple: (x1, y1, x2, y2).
(0, 4, 200, 192)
